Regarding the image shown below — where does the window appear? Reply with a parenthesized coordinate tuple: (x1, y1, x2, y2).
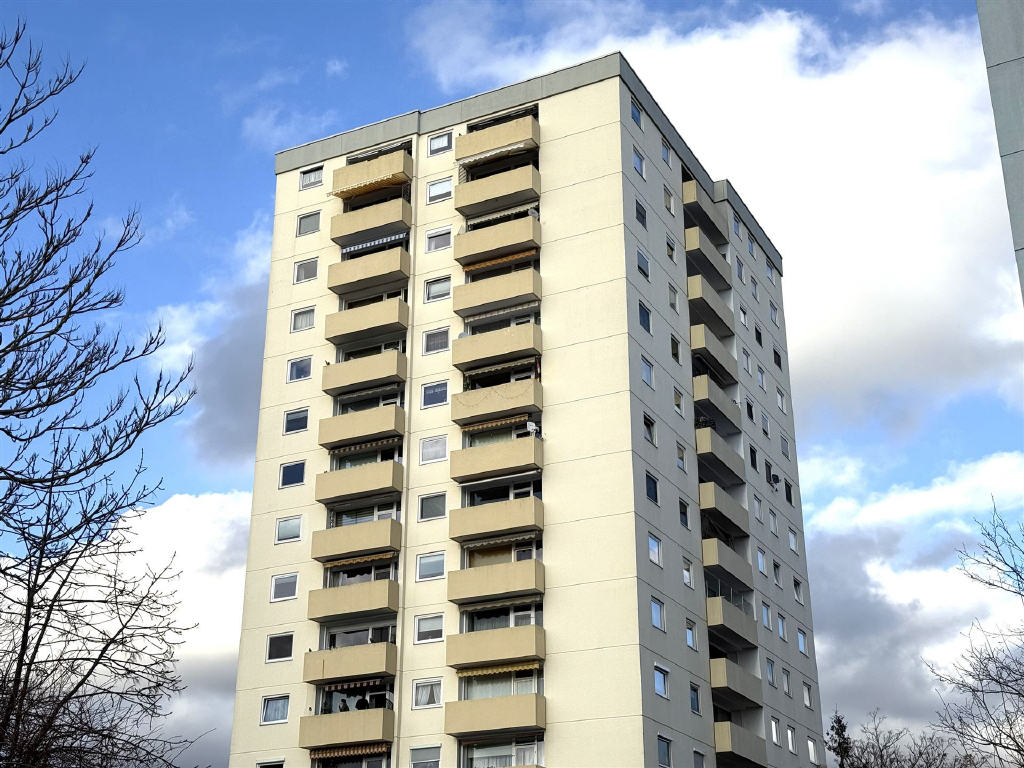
(674, 442, 686, 472)
(645, 472, 659, 503)
(739, 306, 748, 327)
(754, 324, 763, 346)
(637, 249, 650, 278)
(787, 726, 797, 754)
(416, 552, 445, 581)
(666, 237, 676, 262)
(789, 528, 799, 553)
(641, 356, 654, 387)
(798, 629, 808, 654)
(751, 277, 759, 299)
(794, 578, 804, 603)
(279, 461, 305, 488)
(741, 348, 751, 374)
(419, 493, 446, 521)
(287, 356, 311, 382)
(412, 678, 442, 708)
(661, 138, 671, 165)
(773, 347, 783, 368)
(648, 533, 662, 565)
(411, 746, 441, 768)
(808, 738, 820, 765)
(769, 509, 778, 535)
(422, 381, 448, 408)
(642, 413, 657, 444)
(266, 633, 293, 662)
(261, 695, 289, 724)
(778, 613, 787, 640)
(283, 408, 308, 434)
(682, 559, 693, 588)
(293, 257, 317, 283)
(275, 516, 301, 544)
(296, 211, 320, 236)
(770, 717, 780, 745)
(651, 597, 665, 630)
(657, 736, 672, 767)
(419, 435, 447, 464)
(686, 619, 697, 649)
(631, 99, 643, 127)
(673, 388, 683, 416)
(638, 301, 651, 332)
(749, 445, 758, 470)
(752, 494, 763, 521)
(766, 657, 776, 685)
(290, 306, 314, 332)
(633, 147, 645, 177)
(415, 613, 443, 642)
(757, 549, 766, 574)
(803, 682, 813, 708)
(427, 177, 452, 203)
(270, 573, 297, 602)
(424, 275, 451, 302)
(423, 327, 449, 354)
(733, 214, 740, 235)
(757, 366, 766, 390)
(762, 602, 771, 627)
(663, 185, 674, 215)
(782, 667, 791, 695)
(635, 200, 647, 228)
(785, 480, 794, 504)
(761, 411, 770, 437)
(737, 259, 745, 282)
(770, 301, 779, 325)
(781, 436, 790, 459)
(748, 238, 754, 256)
(654, 666, 669, 697)
(745, 400, 755, 420)
(693, 752, 704, 768)
(670, 335, 680, 362)
(767, 262, 777, 284)
(679, 499, 690, 527)
(668, 284, 678, 312)
(428, 131, 452, 155)
(689, 683, 700, 713)
(773, 561, 782, 586)
(300, 166, 323, 189)
(425, 227, 451, 252)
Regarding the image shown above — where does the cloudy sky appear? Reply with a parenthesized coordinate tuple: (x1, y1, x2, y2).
(6, 0, 1023, 764)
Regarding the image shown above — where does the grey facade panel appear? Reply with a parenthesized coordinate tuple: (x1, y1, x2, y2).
(977, 0, 1024, 67)
(1003, 150, 1024, 251)
(988, 58, 1024, 157)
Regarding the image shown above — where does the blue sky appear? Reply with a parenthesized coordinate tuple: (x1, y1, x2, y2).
(6, 0, 1021, 764)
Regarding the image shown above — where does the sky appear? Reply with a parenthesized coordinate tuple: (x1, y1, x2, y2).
(4, 0, 1023, 765)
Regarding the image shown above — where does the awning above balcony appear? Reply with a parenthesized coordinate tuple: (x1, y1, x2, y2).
(462, 596, 541, 612)
(462, 249, 538, 273)
(456, 660, 542, 677)
(335, 384, 402, 403)
(310, 743, 390, 759)
(321, 678, 386, 692)
(466, 202, 539, 228)
(463, 300, 540, 325)
(457, 141, 531, 167)
(340, 231, 408, 254)
(321, 551, 396, 569)
(330, 437, 403, 456)
(464, 357, 539, 379)
(461, 532, 539, 550)
(332, 173, 407, 198)
(462, 414, 529, 433)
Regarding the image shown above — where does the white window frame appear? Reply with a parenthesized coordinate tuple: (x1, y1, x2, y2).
(777, 387, 788, 412)
(804, 682, 813, 708)
(425, 226, 452, 252)
(668, 284, 679, 313)
(424, 275, 451, 302)
(421, 380, 449, 408)
(265, 632, 294, 663)
(637, 248, 650, 278)
(661, 138, 671, 165)
(640, 356, 655, 388)
(293, 257, 318, 283)
(757, 549, 766, 574)
(631, 98, 643, 128)
(682, 559, 693, 589)
(411, 746, 442, 768)
(411, 677, 443, 709)
(290, 306, 315, 333)
(642, 413, 657, 445)
(279, 460, 305, 488)
(648, 533, 662, 566)
(287, 356, 312, 382)
(798, 629, 808, 655)
(633, 146, 646, 178)
(299, 165, 323, 190)
(638, 300, 651, 333)
(419, 435, 448, 465)
(645, 471, 659, 504)
(418, 492, 446, 522)
(651, 596, 665, 630)
(787, 726, 797, 754)
(673, 388, 683, 416)
(283, 407, 308, 434)
(269, 573, 297, 603)
(789, 528, 799, 553)
(657, 735, 672, 768)
(422, 327, 450, 355)
(771, 717, 781, 745)
(414, 612, 444, 643)
(426, 177, 453, 204)
(274, 515, 301, 544)
(260, 694, 290, 725)
(654, 665, 669, 698)
(685, 619, 697, 649)
(296, 211, 320, 236)
(689, 682, 701, 713)
(794, 578, 804, 603)
(416, 552, 446, 582)
(428, 131, 452, 155)
(664, 185, 675, 215)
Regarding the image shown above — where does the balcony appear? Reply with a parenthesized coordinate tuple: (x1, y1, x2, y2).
(447, 625, 545, 669)
(452, 380, 542, 426)
(314, 461, 403, 505)
(308, 579, 399, 623)
(455, 165, 541, 218)
(454, 270, 542, 318)
(450, 436, 543, 484)
(699, 482, 749, 537)
(714, 721, 768, 768)
(691, 325, 738, 386)
(303, 643, 398, 686)
(706, 596, 758, 651)
(318, 405, 405, 451)
(456, 115, 540, 163)
(686, 227, 731, 291)
(331, 198, 412, 248)
(331, 150, 412, 200)
(324, 298, 409, 345)
(682, 180, 728, 245)
(693, 375, 741, 435)
(445, 693, 545, 737)
(452, 324, 542, 372)
(702, 538, 753, 591)
(695, 428, 745, 488)
(449, 497, 544, 542)
(311, 519, 403, 562)
(322, 350, 408, 396)
(448, 558, 545, 604)
(298, 708, 395, 750)
(455, 216, 541, 266)
(687, 275, 733, 339)
(710, 658, 762, 711)
(328, 247, 411, 296)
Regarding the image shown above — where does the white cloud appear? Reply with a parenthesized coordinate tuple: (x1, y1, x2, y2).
(220, 67, 301, 113)
(150, 299, 224, 371)
(325, 58, 348, 78)
(241, 105, 339, 152)
(846, 0, 887, 17)
(799, 447, 867, 499)
(231, 210, 274, 284)
(408, 4, 1024, 430)
(141, 194, 194, 246)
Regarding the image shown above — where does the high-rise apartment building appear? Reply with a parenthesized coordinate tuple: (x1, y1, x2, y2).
(229, 53, 824, 768)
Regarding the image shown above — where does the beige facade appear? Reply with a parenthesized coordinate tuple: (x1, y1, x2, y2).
(229, 53, 823, 768)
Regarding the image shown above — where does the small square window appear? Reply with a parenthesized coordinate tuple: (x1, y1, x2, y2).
(668, 284, 678, 312)
(275, 516, 301, 544)
(422, 380, 448, 408)
(425, 276, 451, 302)
(673, 388, 683, 416)
(414, 613, 444, 642)
(666, 237, 676, 262)
(293, 257, 317, 283)
(283, 408, 308, 434)
(682, 559, 693, 588)
(300, 166, 323, 189)
(296, 211, 320, 236)
(633, 147, 645, 177)
(641, 356, 654, 387)
(411, 746, 442, 768)
(266, 632, 293, 662)
(685, 619, 697, 649)
(423, 327, 450, 354)
(689, 682, 700, 713)
(654, 666, 669, 698)
(261, 695, 289, 724)
(638, 301, 652, 333)
(291, 306, 314, 333)
(679, 499, 690, 528)
(635, 200, 647, 228)
(412, 678, 442, 708)
(427, 177, 453, 204)
(428, 132, 452, 155)
(661, 138, 671, 165)
(637, 249, 650, 278)
(270, 573, 297, 602)
(279, 461, 305, 488)
(645, 472, 659, 503)
(419, 435, 447, 464)
(419, 492, 446, 521)
(658, 736, 672, 768)
(642, 413, 657, 444)
(416, 552, 445, 581)
(676, 442, 686, 471)
(425, 227, 452, 252)
(631, 99, 643, 127)
(287, 356, 312, 382)
(651, 597, 665, 630)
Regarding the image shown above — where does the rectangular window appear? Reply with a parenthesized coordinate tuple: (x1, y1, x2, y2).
(296, 211, 320, 236)
(411, 746, 441, 768)
(676, 442, 686, 471)
(770, 301, 779, 325)
(673, 388, 683, 416)
(642, 413, 657, 444)
(287, 356, 311, 382)
(427, 177, 453, 203)
(749, 445, 758, 470)
(654, 666, 669, 698)
(686, 619, 697, 649)
(412, 678, 442, 708)
(666, 237, 676, 262)
(781, 435, 790, 459)
(260, 694, 289, 724)
(641, 356, 654, 387)
(751, 277, 759, 299)
(658, 736, 672, 767)
(742, 348, 751, 374)
(783, 667, 791, 695)
(785, 480, 794, 504)
(754, 324, 763, 346)
(661, 138, 671, 165)
(689, 683, 700, 713)
(428, 132, 452, 155)
(293, 257, 317, 283)
(748, 238, 755, 256)
(773, 560, 782, 586)
(648, 533, 662, 565)
(773, 347, 783, 368)
(761, 411, 770, 437)
(757, 549, 766, 574)
(645, 472, 659, 503)
(789, 528, 799, 553)
(631, 99, 643, 127)
(422, 381, 448, 408)
(651, 597, 665, 630)
(769, 509, 778, 535)
(787, 726, 797, 753)
(766, 657, 775, 685)
(778, 614, 787, 640)
(633, 147, 645, 177)
(762, 602, 771, 628)
(270, 573, 297, 602)
(733, 214, 740, 235)
(767, 262, 777, 284)
(693, 752, 704, 768)
(757, 366, 766, 390)
(737, 258, 745, 282)
(290, 306, 314, 332)
(804, 682, 813, 708)
(275, 516, 301, 544)
(279, 461, 305, 488)
(300, 166, 323, 189)
(740, 306, 748, 327)
(423, 327, 449, 354)
(635, 200, 647, 228)
(794, 578, 804, 603)
(416, 552, 445, 581)
(283, 408, 308, 434)
(425, 227, 452, 252)
(670, 335, 681, 363)
(752, 494, 763, 521)
(637, 249, 650, 278)
(419, 435, 447, 464)
(668, 284, 678, 312)
(638, 301, 651, 333)
(808, 739, 820, 765)
(679, 499, 689, 527)
(771, 718, 780, 745)
(798, 629, 808, 654)
(682, 559, 693, 588)
(419, 492, 446, 521)
(425, 275, 451, 302)
(415, 613, 443, 643)
(266, 632, 293, 662)
(777, 387, 787, 411)
(663, 185, 674, 215)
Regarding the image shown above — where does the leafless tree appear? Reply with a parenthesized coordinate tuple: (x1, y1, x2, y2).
(0, 20, 197, 767)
